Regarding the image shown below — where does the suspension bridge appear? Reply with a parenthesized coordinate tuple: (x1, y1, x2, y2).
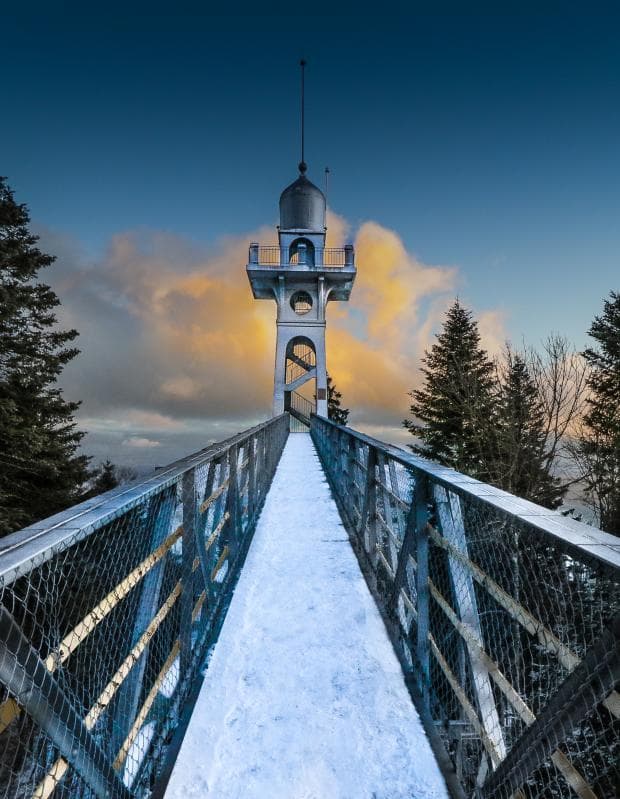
(0, 411, 618, 799)
(1, 153, 619, 797)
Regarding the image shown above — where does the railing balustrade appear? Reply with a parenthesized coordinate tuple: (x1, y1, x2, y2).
(311, 415, 620, 799)
(248, 244, 354, 268)
(286, 392, 314, 429)
(0, 415, 289, 799)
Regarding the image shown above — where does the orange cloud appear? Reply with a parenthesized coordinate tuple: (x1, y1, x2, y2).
(49, 214, 505, 454)
(327, 221, 459, 428)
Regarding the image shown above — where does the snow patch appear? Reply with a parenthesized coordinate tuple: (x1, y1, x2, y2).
(123, 721, 156, 788)
(165, 435, 448, 799)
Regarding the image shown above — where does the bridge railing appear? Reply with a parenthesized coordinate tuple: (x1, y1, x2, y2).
(0, 414, 289, 799)
(311, 415, 619, 799)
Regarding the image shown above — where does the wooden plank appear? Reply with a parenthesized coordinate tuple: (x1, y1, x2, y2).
(191, 591, 207, 623)
(429, 578, 535, 725)
(415, 477, 431, 698)
(199, 479, 229, 515)
(84, 583, 182, 728)
(400, 587, 417, 618)
(113, 641, 181, 771)
(205, 512, 230, 552)
(32, 758, 68, 799)
(43, 525, 183, 672)
(430, 574, 601, 799)
(550, 751, 598, 799)
(210, 545, 230, 582)
(377, 549, 395, 580)
(429, 527, 580, 672)
(0, 696, 20, 734)
(33, 582, 184, 799)
(430, 524, 620, 721)
(9, 533, 187, 782)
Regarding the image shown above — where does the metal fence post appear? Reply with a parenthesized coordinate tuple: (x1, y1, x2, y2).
(181, 469, 198, 676)
(415, 474, 431, 709)
(359, 446, 378, 563)
(194, 457, 217, 589)
(390, 475, 419, 613)
(257, 428, 266, 506)
(248, 433, 257, 523)
(346, 435, 357, 518)
(224, 444, 240, 558)
(112, 485, 177, 754)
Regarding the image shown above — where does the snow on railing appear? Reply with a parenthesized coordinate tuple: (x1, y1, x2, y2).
(311, 415, 620, 799)
(0, 415, 289, 799)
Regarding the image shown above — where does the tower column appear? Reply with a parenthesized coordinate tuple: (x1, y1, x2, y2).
(315, 332, 328, 417)
(273, 326, 288, 416)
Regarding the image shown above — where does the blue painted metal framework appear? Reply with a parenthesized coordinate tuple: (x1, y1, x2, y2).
(0, 415, 289, 799)
(311, 415, 620, 799)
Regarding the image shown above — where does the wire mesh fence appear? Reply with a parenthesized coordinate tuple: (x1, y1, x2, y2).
(0, 414, 289, 799)
(311, 415, 620, 799)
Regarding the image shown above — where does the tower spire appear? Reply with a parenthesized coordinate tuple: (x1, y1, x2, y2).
(299, 59, 307, 175)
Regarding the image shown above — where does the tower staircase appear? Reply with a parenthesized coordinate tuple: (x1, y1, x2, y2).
(284, 389, 315, 427)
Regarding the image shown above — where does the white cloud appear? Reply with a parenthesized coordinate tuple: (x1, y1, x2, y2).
(122, 436, 161, 449)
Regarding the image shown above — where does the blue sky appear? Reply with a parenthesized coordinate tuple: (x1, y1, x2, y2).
(2, 2, 619, 462)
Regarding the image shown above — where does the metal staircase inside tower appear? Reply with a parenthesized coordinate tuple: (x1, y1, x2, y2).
(284, 342, 316, 427)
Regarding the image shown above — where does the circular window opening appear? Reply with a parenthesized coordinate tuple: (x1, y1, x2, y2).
(290, 291, 313, 315)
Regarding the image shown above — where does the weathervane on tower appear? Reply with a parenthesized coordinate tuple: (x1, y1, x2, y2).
(247, 60, 356, 425)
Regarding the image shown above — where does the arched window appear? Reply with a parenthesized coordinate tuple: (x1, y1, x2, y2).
(289, 237, 315, 266)
(285, 336, 316, 385)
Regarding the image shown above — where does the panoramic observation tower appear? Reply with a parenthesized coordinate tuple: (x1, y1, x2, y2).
(246, 62, 356, 422)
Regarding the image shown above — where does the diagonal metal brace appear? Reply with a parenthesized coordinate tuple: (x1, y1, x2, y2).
(483, 612, 620, 798)
(0, 605, 132, 799)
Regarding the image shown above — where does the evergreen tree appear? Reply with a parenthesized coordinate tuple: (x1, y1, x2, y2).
(404, 300, 495, 479)
(577, 291, 620, 533)
(89, 460, 120, 495)
(490, 350, 565, 508)
(0, 177, 89, 535)
(327, 373, 350, 426)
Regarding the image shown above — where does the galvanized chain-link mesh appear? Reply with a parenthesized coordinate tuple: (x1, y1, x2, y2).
(0, 414, 289, 799)
(311, 415, 620, 799)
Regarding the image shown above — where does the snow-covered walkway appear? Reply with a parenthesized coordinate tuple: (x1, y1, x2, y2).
(165, 434, 448, 799)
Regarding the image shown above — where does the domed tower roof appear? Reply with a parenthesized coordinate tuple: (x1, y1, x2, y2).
(279, 166, 326, 232)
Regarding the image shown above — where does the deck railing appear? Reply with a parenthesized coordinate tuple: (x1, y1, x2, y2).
(248, 244, 355, 268)
(311, 415, 620, 799)
(0, 415, 289, 799)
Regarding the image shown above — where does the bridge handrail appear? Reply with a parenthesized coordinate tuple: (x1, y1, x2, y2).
(0, 414, 289, 799)
(311, 414, 619, 799)
(0, 417, 287, 587)
(313, 418, 620, 572)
